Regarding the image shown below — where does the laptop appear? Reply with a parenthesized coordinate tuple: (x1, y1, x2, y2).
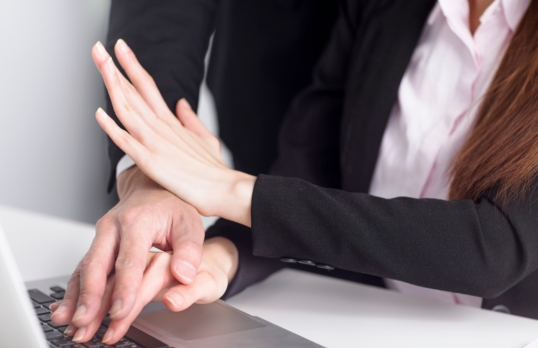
(0, 221, 323, 347)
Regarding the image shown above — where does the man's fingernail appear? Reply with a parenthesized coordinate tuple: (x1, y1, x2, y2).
(180, 98, 192, 111)
(110, 299, 123, 318)
(174, 260, 195, 282)
(166, 293, 183, 309)
(95, 41, 109, 60)
(64, 325, 76, 337)
(51, 303, 67, 317)
(116, 39, 129, 53)
(49, 302, 60, 312)
(72, 305, 87, 322)
(72, 327, 86, 342)
(102, 328, 114, 343)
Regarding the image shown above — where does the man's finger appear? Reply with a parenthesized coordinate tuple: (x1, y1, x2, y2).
(72, 275, 116, 343)
(103, 252, 177, 344)
(51, 268, 80, 325)
(108, 226, 151, 321)
(70, 219, 118, 328)
(169, 206, 204, 284)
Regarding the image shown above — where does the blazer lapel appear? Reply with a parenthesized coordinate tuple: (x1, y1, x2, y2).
(340, 0, 437, 193)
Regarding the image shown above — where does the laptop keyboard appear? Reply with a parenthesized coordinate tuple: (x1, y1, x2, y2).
(28, 286, 170, 348)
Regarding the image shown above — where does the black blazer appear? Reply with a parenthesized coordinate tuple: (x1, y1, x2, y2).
(104, 0, 338, 191)
(206, 0, 538, 320)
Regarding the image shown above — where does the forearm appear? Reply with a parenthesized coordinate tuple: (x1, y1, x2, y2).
(250, 174, 538, 298)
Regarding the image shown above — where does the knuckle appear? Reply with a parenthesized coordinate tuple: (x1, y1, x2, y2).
(115, 255, 142, 271)
(95, 215, 114, 232)
(118, 208, 144, 227)
(142, 73, 156, 86)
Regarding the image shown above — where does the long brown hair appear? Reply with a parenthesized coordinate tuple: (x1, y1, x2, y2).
(449, 0, 538, 202)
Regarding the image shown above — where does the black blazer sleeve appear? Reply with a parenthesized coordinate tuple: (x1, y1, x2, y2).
(105, 0, 218, 192)
(250, 174, 538, 299)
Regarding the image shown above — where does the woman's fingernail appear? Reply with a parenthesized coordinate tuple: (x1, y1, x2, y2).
(72, 327, 86, 342)
(64, 325, 76, 337)
(116, 38, 129, 53)
(96, 107, 107, 119)
(110, 299, 123, 318)
(174, 260, 195, 282)
(180, 98, 192, 110)
(166, 293, 183, 309)
(72, 305, 86, 322)
(95, 41, 109, 60)
(102, 328, 114, 343)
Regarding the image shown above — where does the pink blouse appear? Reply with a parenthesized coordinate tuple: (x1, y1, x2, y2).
(369, 0, 530, 307)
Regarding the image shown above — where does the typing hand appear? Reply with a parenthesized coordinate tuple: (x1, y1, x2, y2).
(93, 40, 256, 227)
(50, 161, 205, 330)
(51, 237, 238, 344)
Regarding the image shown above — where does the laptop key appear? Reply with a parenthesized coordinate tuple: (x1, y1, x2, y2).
(49, 321, 64, 328)
(33, 300, 41, 308)
(81, 338, 105, 347)
(41, 323, 54, 332)
(56, 325, 69, 333)
(94, 326, 108, 339)
(45, 330, 65, 340)
(50, 337, 76, 347)
(50, 286, 65, 293)
(51, 292, 65, 300)
(36, 307, 51, 315)
(29, 289, 56, 304)
(39, 313, 53, 322)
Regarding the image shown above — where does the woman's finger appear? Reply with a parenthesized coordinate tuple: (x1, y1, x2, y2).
(94, 41, 170, 136)
(162, 269, 227, 313)
(175, 99, 221, 154)
(114, 39, 178, 128)
(95, 108, 149, 168)
(98, 55, 158, 147)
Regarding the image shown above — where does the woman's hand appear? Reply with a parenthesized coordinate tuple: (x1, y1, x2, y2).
(51, 237, 238, 345)
(92, 40, 255, 226)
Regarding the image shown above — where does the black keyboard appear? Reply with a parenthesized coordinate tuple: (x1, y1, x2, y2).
(28, 286, 170, 348)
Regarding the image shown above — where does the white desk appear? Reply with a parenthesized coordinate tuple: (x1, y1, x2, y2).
(2, 204, 538, 348)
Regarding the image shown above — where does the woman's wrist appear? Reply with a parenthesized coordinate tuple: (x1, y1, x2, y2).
(214, 170, 257, 227)
(203, 237, 239, 282)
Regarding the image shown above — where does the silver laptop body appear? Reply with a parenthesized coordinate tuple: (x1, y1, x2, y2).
(0, 222, 323, 347)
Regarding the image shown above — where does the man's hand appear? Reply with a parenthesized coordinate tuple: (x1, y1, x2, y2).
(51, 237, 238, 344)
(51, 165, 205, 331)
